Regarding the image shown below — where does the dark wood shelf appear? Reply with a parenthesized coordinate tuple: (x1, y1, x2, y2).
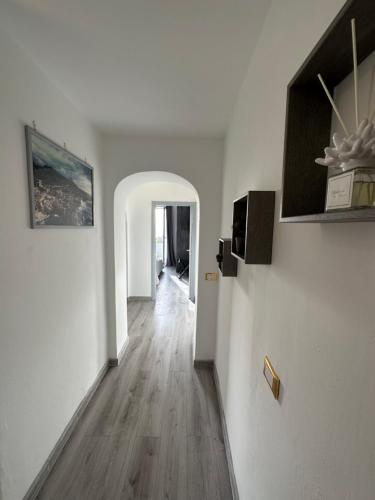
(231, 191, 275, 264)
(217, 238, 238, 276)
(281, 208, 375, 223)
(281, 0, 375, 223)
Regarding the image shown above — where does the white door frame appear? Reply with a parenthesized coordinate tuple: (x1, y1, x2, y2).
(151, 201, 197, 301)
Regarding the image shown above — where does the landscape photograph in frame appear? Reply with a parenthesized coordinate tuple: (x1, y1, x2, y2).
(25, 126, 94, 227)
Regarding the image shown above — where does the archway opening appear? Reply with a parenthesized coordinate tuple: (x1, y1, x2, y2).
(113, 171, 200, 361)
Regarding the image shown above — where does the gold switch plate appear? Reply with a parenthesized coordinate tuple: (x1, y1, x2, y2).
(205, 272, 218, 281)
(263, 356, 280, 400)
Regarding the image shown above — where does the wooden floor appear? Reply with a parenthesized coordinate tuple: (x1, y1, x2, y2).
(38, 269, 232, 500)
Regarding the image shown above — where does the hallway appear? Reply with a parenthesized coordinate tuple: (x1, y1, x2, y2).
(38, 271, 232, 499)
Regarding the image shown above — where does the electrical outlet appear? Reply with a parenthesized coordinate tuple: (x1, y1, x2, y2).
(205, 272, 218, 281)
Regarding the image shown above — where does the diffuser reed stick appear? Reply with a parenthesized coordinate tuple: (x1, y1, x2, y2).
(317, 73, 349, 136)
(352, 18, 359, 129)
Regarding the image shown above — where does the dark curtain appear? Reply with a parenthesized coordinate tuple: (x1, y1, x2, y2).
(175, 206, 190, 274)
(165, 206, 176, 266)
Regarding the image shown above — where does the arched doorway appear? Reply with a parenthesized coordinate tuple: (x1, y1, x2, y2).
(112, 171, 200, 363)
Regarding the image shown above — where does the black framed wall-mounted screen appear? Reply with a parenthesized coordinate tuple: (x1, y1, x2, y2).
(25, 126, 94, 228)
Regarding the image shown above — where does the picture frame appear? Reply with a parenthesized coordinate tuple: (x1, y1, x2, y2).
(25, 125, 94, 228)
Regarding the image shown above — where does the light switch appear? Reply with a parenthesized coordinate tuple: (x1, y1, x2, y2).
(205, 272, 218, 281)
(263, 356, 280, 400)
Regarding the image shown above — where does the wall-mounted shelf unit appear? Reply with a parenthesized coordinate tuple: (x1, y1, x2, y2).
(231, 191, 275, 264)
(280, 0, 375, 223)
(216, 238, 238, 277)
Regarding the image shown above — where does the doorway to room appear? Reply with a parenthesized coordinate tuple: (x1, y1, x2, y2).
(113, 172, 200, 362)
(151, 201, 197, 303)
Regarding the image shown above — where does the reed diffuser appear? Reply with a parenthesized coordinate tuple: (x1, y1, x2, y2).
(316, 18, 375, 211)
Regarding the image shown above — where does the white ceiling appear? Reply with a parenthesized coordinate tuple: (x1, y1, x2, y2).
(0, 0, 270, 137)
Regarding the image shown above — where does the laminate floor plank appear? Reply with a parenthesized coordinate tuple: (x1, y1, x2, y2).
(155, 370, 188, 500)
(136, 337, 172, 437)
(119, 436, 161, 499)
(187, 369, 213, 438)
(37, 267, 232, 500)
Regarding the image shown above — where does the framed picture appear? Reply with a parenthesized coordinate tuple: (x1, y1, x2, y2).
(25, 126, 94, 227)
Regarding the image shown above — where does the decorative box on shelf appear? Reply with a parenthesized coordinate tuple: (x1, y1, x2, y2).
(279, 0, 375, 223)
(231, 191, 275, 264)
(315, 16, 375, 215)
(326, 165, 375, 211)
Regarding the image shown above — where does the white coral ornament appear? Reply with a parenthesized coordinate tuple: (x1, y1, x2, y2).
(315, 119, 375, 170)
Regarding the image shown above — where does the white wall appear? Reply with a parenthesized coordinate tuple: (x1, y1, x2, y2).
(103, 136, 223, 361)
(126, 181, 196, 297)
(216, 1, 375, 499)
(0, 30, 107, 500)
